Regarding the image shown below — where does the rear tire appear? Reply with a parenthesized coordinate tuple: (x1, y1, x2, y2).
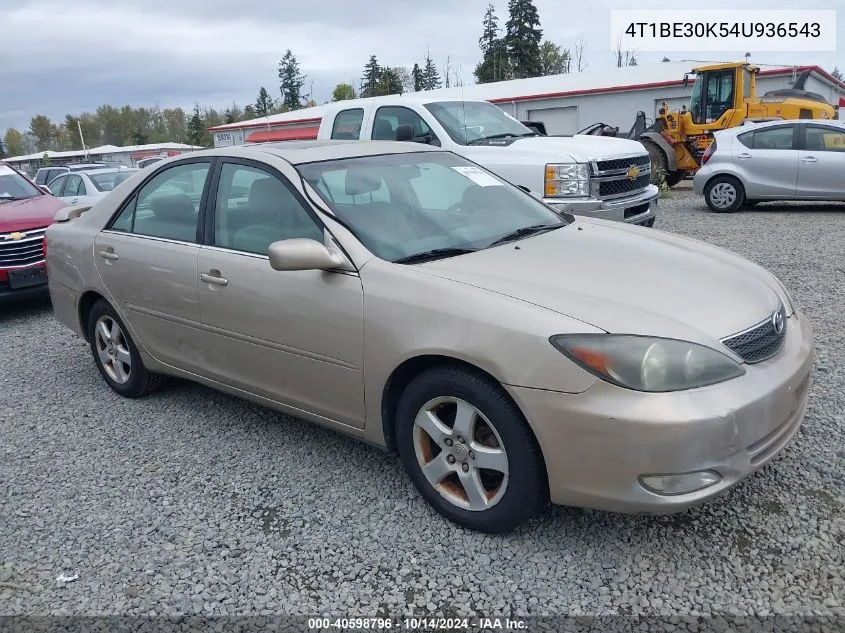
(395, 366, 548, 533)
(642, 139, 683, 187)
(87, 300, 166, 398)
(704, 176, 745, 213)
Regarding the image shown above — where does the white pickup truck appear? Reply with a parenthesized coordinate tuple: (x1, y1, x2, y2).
(315, 95, 658, 226)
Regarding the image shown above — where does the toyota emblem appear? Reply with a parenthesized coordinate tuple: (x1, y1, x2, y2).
(772, 310, 785, 335)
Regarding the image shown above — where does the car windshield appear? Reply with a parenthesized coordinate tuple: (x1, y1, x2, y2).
(88, 170, 137, 192)
(424, 101, 535, 145)
(297, 152, 568, 263)
(0, 164, 41, 203)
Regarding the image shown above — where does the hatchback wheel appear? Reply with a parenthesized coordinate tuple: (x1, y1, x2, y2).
(704, 176, 744, 213)
(395, 366, 547, 533)
(87, 300, 166, 398)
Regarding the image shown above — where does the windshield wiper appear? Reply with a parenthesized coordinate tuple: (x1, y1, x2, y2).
(467, 133, 519, 145)
(394, 247, 478, 264)
(0, 193, 22, 201)
(488, 223, 564, 247)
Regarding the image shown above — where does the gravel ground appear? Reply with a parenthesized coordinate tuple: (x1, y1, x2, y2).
(0, 190, 843, 622)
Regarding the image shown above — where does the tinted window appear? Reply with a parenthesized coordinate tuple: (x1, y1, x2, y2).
(298, 152, 566, 262)
(64, 175, 83, 197)
(35, 170, 49, 185)
(372, 106, 434, 141)
(752, 127, 795, 150)
(737, 131, 753, 149)
(331, 109, 364, 140)
(109, 162, 210, 243)
(48, 175, 67, 196)
(212, 163, 323, 255)
(805, 126, 845, 152)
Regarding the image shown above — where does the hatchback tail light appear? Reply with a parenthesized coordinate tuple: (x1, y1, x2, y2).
(701, 139, 716, 164)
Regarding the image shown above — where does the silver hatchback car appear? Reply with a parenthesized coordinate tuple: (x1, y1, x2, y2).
(694, 119, 845, 212)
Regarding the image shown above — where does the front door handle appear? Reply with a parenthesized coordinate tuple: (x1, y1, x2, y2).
(68, 198, 78, 205)
(200, 271, 228, 286)
(99, 249, 119, 261)
(801, 156, 818, 163)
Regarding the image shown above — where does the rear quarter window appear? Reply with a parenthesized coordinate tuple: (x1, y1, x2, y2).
(737, 131, 753, 149)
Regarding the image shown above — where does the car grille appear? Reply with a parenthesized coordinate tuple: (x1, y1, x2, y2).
(721, 306, 787, 363)
(0, 227, 47, 268)
(598, 174, 651, 198)
(594, 154, 650, 173)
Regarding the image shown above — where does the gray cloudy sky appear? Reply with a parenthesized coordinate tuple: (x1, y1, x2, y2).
(2, 0, 841, 133)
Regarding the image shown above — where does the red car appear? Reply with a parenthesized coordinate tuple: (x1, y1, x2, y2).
(0, 162, 67, 302)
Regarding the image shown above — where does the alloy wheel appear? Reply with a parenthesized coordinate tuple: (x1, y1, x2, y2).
(94, 315, 132, 384)
(412, 396, 509, 511)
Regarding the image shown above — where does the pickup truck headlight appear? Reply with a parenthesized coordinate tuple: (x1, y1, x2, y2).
(544, 163, 590, 198)
(549, 334, 745, 392)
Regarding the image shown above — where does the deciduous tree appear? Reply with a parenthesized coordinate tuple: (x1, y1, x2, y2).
(332, 83, 357, 101)
(4, 128, 26, 157)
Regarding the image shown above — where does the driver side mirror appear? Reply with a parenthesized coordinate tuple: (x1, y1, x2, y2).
(267, 239, 343, 271)
(38, 185, 52, 194)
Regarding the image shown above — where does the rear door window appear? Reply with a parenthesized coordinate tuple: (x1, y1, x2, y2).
(331, 109, 365, 140)
(48, 175, 68, 196)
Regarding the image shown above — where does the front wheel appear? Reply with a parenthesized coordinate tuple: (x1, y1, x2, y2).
(704, 176, 745, 213)
(395, 366, 548, 533)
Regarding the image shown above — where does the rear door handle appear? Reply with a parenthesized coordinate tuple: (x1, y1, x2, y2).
(99, 249, 119, 261)
(737, 153, 752, 159)
(68, 198, 78, 205)
(200, 271, 228, 286)
(801, 156, 818, 163)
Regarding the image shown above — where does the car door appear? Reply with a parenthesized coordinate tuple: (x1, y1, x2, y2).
(797, 125, 845, 199)
(58, 174, 85, 205)
(196, 159, 365, 427)
(93, 159, 214, 373)
(733, 125, 798, 199)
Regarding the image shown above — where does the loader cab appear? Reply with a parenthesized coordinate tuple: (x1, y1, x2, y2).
(687, 64, 755, 128)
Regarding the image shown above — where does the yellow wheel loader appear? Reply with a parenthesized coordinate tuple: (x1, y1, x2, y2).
(582, 63, 837, 187)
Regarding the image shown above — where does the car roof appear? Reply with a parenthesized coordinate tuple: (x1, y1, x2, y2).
(198, 140, 445, 165)
(80, 168, 138, 175)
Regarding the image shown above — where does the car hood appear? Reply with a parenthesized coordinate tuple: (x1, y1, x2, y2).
(0, 195, 66, 232)
(414, 219, 782, 344)
(464, 134, 648, 163)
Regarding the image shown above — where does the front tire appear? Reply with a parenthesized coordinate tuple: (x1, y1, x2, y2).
(395, 366, 548, 533)
(704, 176, 745, 213)
(642, 139, 684, 187)
(87, 300, 166, 398)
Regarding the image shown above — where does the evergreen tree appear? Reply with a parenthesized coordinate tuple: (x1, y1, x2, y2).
(0, 137, 5, 159)
(422, 51, 441, 90)
(505, 0, 543, 79)
(187, 104, 205, 147)
(412, 63, 424, 91)
(361, 55, 382, 98)
(376, 68, 404, 96)
(278, 50, 306, 110)
(479, 3, 499, 55)
(255, 87, 274, 116)
(832, 66, 843, 81)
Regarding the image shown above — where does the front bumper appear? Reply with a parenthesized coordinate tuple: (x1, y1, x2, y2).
(507, 309, 814, 513)
(544, 185, 659, 226)
(0, 264, 49, 304)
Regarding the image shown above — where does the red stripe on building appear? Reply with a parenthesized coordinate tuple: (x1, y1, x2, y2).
(245, 127, 320, 143)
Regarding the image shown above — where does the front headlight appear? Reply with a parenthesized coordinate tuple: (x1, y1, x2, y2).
(545, 163, 589, 198)
(549, 334, 745, 392)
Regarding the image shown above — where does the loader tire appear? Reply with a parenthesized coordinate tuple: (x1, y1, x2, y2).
(642, 140, 684, 188)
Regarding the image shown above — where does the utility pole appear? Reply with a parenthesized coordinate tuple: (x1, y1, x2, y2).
(77, 119, 88, 158)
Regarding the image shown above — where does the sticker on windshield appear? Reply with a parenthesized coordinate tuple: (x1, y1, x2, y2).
(451, 166, 502, 187)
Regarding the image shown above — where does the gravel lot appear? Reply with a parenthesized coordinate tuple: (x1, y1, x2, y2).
(1, 189, 843, 622)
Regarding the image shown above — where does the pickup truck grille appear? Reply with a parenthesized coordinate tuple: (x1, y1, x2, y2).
(721, 307, 787, 363)
(594, 155, 650, 172)
(0, 227, 47, 268)
(590, 154, 651, 201)
(599, 174, 651, 197)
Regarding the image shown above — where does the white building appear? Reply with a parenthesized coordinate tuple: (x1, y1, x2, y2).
(208, 61, 845, 146)
(4, 142, 203, 174)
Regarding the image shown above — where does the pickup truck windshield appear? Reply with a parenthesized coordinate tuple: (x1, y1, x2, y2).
(425, 101, 535, 146)
(297, 152, 568, 263)
(0, 165, 41, 203)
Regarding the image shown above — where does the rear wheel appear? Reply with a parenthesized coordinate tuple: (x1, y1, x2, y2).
(395, 366, 547, 533)
(704, 176, 745, 213)
(642, 139, 684, 187)
(87, 300, 166, 398)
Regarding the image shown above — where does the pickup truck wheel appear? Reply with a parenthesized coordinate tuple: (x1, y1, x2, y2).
(395, 366, 548, 533)
(704, 176, 745, 213)
(87, 300, 166, 398)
